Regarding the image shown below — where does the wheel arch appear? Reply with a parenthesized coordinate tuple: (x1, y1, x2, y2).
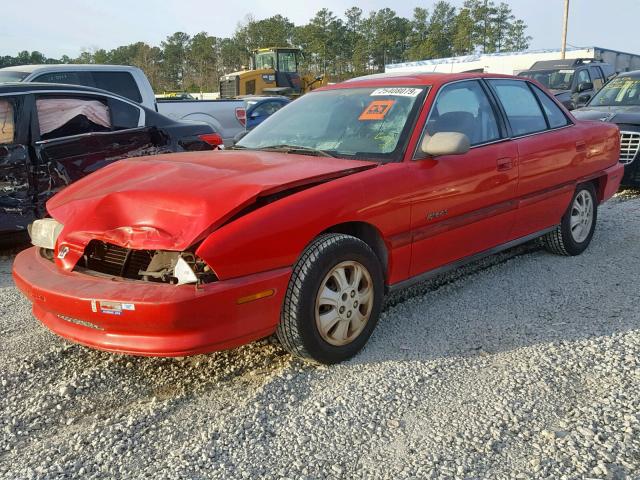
(589, 175, 606, 204)
(321, 221, 388, 281)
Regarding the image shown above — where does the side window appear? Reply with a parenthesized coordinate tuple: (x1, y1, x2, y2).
(0, 100, 16, 145)
(489, 79, 547, 136)
(576, 69, 592, 88)
(425, 80, 501, 146)
(531, 84, 570, 129)
(33, 71, 93, 88)
(590, 67, 604, 90)
(36, 96, 112, 140)
(91, 72, 142, 103)
(109, 98, 141, 129)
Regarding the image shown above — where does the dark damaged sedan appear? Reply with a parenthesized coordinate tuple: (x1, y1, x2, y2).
(573, 71, 640, 187)
(0, 83, 223, 245)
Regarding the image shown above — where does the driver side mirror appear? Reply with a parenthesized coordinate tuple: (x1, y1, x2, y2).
(577, 81, 593, 93)
(420, 132, 470, 157)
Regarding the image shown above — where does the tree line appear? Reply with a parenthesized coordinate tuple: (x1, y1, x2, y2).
(1, 1, 531, 93)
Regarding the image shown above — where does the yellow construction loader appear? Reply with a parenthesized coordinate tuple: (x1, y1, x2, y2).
(219, 47, 326, 99)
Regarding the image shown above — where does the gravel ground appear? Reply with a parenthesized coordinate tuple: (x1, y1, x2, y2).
(1, 191, 639, 480)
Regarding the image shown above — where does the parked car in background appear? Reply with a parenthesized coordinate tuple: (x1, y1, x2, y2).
(244, 96, 290, 130)
(0, 82, 221, 246)
(0, 64, 245, 145)
(573, 70, 640, 186)
(519, 58, 616, 110)
(13, 73, 623, 364)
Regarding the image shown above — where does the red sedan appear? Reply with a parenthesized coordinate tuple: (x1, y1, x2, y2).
(13, 73, 623, 364)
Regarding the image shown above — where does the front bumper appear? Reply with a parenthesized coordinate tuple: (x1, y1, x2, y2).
(12, 247, 291, 356)
(621, 160, 640, 186)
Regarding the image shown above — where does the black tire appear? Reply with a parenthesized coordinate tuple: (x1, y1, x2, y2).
(276, 233, 384, 364)
(0, 231, 29, 251)
(543, 183, 598, 256)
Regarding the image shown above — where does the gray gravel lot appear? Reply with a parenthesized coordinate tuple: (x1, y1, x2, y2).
(1, 191, 639, 480)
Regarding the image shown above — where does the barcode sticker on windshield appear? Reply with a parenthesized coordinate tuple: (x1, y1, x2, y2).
(371, 87, 422, 97)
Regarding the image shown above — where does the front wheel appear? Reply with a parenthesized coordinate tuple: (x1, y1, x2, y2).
(276, 234, 384, 364)
(543, 183, 598, 256)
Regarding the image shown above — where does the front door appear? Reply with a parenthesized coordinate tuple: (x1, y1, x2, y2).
(0, 95, 36, 234)
(409, 79, 519, 277)
(31, 93, 169, 217)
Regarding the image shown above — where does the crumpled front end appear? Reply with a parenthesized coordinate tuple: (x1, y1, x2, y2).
(13, 247, 291, 356)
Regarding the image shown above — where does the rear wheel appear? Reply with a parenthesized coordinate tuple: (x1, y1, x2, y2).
(543, 183, 597, 256)
(276, 234, 384, 364)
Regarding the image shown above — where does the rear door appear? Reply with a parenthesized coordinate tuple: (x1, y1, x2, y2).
(32, 93, 169, 215)
(487, 79, 578, 238)
(0, 94, 36, 233)
(408, 79, 519, 277)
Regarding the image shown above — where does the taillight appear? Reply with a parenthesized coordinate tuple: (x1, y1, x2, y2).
(198, 133, 223, 147)
(235, 107, 246, 127)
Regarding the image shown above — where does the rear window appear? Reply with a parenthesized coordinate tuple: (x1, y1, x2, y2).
(489, 79, 548, 136)
(33, 71, 92, 86)
(0, 71, 30, 83)
(0, 100, 16, 144)
(33, 70, 142, 103)
(91, 72, 142, 103)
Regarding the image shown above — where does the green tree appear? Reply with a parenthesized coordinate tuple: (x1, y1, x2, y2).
(452, 7, 475, 55)
(161, 32, 191, 89)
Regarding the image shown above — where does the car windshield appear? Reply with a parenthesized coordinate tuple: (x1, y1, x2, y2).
(0, 71, 29, 82)
(519, 69, 574, 90)
(237, 86, 428, 162)
(589, 76, 640, 106)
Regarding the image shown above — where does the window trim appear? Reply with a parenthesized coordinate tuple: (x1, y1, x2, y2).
(412, 78, 509, 160)
(0, 97, 17, 145)
(10, 89, 146, 131)
(30, 91, 145, 143)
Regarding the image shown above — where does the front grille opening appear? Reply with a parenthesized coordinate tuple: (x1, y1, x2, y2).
(76, 240, 217, 284)
(620, 131, 640, 165)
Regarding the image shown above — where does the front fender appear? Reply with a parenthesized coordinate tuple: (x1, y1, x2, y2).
(196, 176, 368, 280)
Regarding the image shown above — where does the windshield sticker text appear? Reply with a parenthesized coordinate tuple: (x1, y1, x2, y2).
(371, 87, 423, 97)
(359, 100, 396, 121)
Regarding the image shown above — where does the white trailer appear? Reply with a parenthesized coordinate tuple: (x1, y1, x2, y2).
(385, 46, 640, 76)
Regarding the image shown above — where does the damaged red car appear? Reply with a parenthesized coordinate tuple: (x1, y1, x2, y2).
(13, 73, 623, 364)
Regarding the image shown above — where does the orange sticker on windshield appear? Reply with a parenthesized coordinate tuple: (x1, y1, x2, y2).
(359, 100, 395, 121)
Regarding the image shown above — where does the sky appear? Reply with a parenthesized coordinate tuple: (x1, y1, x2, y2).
(3, 0, 640, 59)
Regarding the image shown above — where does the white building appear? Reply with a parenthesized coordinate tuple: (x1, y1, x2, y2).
(385, 46, 640, 75)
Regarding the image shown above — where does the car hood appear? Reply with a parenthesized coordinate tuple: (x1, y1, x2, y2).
(573, 105, 640, 124)
(549, 89, 571, 97)
(49, 150, 375, 264)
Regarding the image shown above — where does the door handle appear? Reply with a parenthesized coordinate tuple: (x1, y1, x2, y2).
(575, 141, 587, 152)
(496, 157, 514, 171)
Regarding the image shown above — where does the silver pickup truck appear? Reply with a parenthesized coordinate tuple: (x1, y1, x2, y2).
(0, 64, 246, 145)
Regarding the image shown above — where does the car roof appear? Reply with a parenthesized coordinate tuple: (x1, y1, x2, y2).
(0, 64, 142, 74)
(322, 72, 516, 90)
(617, 70, 640, 78)
(243, 96, 290, 102)
(527, 58, 609, 71)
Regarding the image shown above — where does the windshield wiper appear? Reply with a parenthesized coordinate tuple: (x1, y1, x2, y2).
(257, 144, 336, 158)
